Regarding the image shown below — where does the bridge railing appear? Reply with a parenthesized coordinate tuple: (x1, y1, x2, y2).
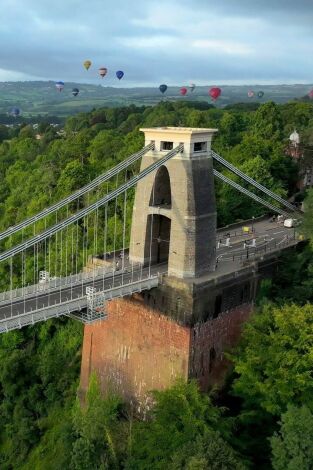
(0, 276, 160, 334)
(0, 262, 142, 305)
(0, 267, 107, 304)
(217, 232, 300, 264)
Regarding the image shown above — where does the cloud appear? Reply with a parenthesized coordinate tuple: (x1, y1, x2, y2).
(0, 0, 312, 85)
(191, 40, 253, 56)
(118, 36, 175, 49)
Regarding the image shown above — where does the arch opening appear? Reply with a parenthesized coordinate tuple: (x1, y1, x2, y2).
(144, 214, 171, 265)
(149, 165, 171, 208)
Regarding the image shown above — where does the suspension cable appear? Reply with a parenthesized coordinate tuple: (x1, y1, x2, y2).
(212, 150, 301, 213)
(0, 144, 154, 241)
(213, 169, 290, 217)
(0, 145, 183, 263)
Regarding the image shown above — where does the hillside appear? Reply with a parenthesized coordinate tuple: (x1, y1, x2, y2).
(0, 81, 312, 117)
(0, 101, 313, 469)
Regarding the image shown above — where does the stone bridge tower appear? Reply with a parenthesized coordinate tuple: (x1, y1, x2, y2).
(80, 127, 261, 406)
(129, 127, 217, 277)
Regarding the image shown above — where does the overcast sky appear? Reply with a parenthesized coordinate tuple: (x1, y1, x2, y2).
(0, 0, 312, 86)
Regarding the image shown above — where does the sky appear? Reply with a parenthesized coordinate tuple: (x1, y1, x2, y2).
(0, 0, 312, 86)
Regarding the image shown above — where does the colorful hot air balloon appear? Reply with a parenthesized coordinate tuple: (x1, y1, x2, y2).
(257, 91, 264, 98)
(99, 67, 108, 78)
(209, 87, 222, 101)
(189, 83, 196, 92)
(180, 87, 188, 96)
(55, 81, 64, 92)
(247, 90, 254, 98)
(10, 107, 20, 117)
(116, 70, 124, 80)
(159, 84, 167, 94)
(72, 88, 79, 97)
(83, 60, 92, 71)
(308, 89, 313, 99)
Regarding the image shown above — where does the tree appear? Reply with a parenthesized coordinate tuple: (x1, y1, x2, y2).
(253, 102, 283, 140)
(302, 189, 313, 242)
(57, 160, 89, 197)
(169, 433, 247, 470)
(71, 374, 122, 470)
(232, 303, 313, 415)
(271, 404, 313, 470)
(126, 380, 245, 469)
(219, 112, 246, 148)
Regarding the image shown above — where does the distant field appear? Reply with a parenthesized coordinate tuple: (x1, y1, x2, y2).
(0, 81, 312, 117)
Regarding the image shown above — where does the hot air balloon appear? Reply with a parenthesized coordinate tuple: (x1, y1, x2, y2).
(72, 88, 79, 97)
(83, 60, 92, 71)
(257, 91, 264, 98)
(180, 87, 188, 96)
(116, 70, 124, 80)
(209, 87, 222, 101)
(55, 81, 64, 92)
(308, 89, 313, 99)
(159, 84, 167, 94)
(190, 83, 196, 92)
(247, 90, 254, 98)
(10, 107, 20, 117)
(99, 67, 108, 78)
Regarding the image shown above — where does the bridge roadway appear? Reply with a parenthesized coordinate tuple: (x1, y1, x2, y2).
(216, 217, 297, 260)
(0, 216, 299, 332)
(0, 264, 166, 330)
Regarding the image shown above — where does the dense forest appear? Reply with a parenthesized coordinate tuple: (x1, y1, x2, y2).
(0, 100, 313, 469)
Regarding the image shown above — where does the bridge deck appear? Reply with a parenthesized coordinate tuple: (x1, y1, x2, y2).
(0, 216, 301, 333)
(0, 265, 164, 333)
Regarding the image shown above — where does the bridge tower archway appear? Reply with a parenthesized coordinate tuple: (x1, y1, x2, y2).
(149, 165, 172, 208)
(144, 214, 171, 264)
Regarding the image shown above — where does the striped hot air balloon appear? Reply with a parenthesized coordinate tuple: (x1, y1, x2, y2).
(99, 67, 108, 78)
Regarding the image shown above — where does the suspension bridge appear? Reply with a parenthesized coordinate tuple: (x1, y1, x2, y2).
(0, 127, 302, 333)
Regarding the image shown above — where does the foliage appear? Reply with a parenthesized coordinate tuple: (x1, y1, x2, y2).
(126, 380, 246, 469)
(257, 246, 313, 305)
(0, 99, 312, 468)
(232, 303, 313, 416)
(0, 320, 82, 469)
(70, 374, 123, 470)
(270, 404, 313, 470)
(302, 188, 313, 242)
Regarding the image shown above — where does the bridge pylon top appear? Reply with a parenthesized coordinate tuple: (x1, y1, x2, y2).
(140, 127, 218, 159)
(140, 126, 218, 134)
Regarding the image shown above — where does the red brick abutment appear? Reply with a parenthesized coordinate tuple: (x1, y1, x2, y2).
(79, 248, 297, 406)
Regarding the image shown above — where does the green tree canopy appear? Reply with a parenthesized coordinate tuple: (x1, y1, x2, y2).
(270, 404, 313, 470)
(232, 303, 313, 415)
(126, 380, 245, 470)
